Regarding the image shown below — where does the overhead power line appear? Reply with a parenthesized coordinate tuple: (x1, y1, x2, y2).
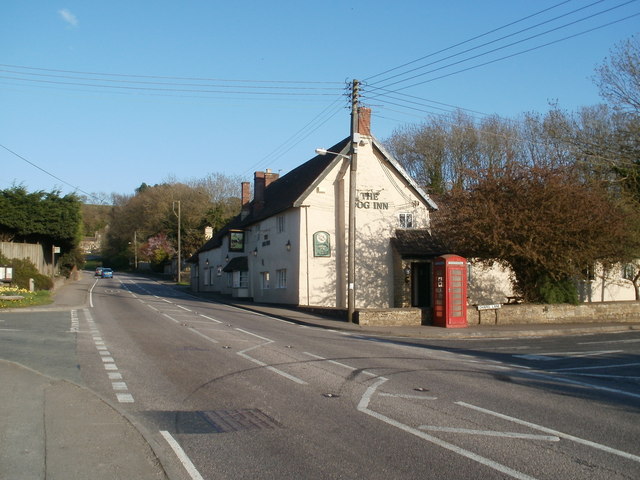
(0, 63, 343, 85)
(0, 143, 99, 200)
(370, 0, 610, 87)
(370, 1, 639, 93)
(364, 0, 576, 82)
(363, 9, 640, 105)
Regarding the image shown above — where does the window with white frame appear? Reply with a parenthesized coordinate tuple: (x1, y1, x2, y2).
(261, 271, 270, 290)
(399, 213, 414, 228)
(226, 272, 233, 288)
(277, 215, 286, 233)
(233, 270, 248, 288)
(276, 269, 287, 289)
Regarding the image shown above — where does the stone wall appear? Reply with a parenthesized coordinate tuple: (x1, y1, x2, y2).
(469, 301, 640, 326)
(357, 308, 423, 326)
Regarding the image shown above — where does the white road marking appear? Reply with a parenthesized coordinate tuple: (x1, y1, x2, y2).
(189, 328, 219, 344)
(553, 362, 640, 372)
(112, 382, 128, 390)
(579, 338, 640, 345)
(160, 431, 205, 480)
(303, 352, 377, 377)
(379, 393, 438, 400)
(108, 372, 123, 380)
(116, 393, 134, 403)
(358, 378, 536, 480)
(89, 279, 99, 308)
(104, 363, 118, 371)
(233, 329, 307, 385)
(457, 401, 640, 463)
(515, 350, 622, 361)
(522, 370, 640, 400)
(198, 314, 222, 324)
(418, 425, 559, 441)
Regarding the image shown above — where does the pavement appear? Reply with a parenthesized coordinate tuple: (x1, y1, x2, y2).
(1, 273, 639, 480)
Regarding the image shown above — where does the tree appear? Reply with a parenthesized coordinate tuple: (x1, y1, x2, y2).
(594, 35, 640, 114)
(432, 165, 638, 302)
(102, 175, 242, 269)
(0, 186, 84, 275)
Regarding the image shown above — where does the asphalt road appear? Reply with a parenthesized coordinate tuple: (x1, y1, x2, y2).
(2, 272, 639, 479)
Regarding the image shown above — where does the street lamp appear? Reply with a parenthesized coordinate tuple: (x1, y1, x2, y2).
(315, 147, 357, 323)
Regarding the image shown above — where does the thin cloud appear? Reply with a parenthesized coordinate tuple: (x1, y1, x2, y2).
(58, 9, 78, 27)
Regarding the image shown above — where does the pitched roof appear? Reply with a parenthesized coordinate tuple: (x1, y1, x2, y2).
(194, 134, 439, 256)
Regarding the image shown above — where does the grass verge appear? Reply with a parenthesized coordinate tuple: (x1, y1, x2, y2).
(0, 286, 53, 309)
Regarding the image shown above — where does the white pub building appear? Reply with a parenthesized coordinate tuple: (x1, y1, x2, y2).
(190, 108, 448, 320)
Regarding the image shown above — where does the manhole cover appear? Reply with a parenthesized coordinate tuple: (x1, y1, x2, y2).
(199, 409, 282, 433)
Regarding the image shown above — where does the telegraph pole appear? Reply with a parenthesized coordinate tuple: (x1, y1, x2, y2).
(173, 201, 181, 283)
(347, 79, 360, 323)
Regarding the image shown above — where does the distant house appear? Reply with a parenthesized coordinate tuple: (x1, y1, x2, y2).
(190, 109, 445, 312)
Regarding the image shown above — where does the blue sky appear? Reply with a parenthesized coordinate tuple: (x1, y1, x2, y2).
(1, 1, 638, 201)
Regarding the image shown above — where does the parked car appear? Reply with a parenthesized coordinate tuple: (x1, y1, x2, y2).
(95, 267, 103, 276)
(101, 268, 113, 278)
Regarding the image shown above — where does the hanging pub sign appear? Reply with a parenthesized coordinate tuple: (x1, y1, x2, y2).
(313, 231, 331, 257)
(229, 230, 245, 252)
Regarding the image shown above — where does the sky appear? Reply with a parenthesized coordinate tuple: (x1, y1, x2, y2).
(1, 1, 638, 202)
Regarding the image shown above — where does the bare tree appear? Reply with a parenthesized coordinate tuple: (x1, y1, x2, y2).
(594, 35, 640, 114)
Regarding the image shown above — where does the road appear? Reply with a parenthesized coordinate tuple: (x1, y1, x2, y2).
(2, 272, 639, 479)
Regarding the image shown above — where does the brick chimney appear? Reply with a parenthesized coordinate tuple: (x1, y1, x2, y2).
(358, 107, 371, 136)
(253, 169, 279, 213)
(240, 181, 251, 219)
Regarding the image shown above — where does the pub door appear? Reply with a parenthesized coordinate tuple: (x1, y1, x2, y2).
(411, 262, 432, 308)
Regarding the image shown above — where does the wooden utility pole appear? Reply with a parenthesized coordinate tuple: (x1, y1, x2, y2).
(347, 79, 360, 323)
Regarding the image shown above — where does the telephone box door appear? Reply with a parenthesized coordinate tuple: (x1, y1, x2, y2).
(433, 255, 468, 328)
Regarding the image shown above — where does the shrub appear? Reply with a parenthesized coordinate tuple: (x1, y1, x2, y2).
(10, 258, 54, 290)
(537, 274, 579, 305)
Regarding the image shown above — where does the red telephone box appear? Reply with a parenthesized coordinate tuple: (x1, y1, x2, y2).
(433, 255, 468, 328)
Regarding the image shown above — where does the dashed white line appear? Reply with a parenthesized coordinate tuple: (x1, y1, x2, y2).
(116, 393, 135, 403)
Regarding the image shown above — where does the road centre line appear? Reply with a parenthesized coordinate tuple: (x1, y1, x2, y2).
(358, 378, 536, 480)
(380, 393, 438, 400)
(160, 431, 205, 480)
(579, 338, 640, 345)
(235, 328, 273, 343)
(457, 401, 640, 463)
(198, 314, 222, 324)
(521, 370, 640, 400)
(418, 425, 559, 441)
(553, 362, 640, 372)
(303, 352, 377, 377)
(520, 350, 622, 359)
(177, 305, 191, 311)
(235, 335, 307, 385)
(189, 328, 219, 344)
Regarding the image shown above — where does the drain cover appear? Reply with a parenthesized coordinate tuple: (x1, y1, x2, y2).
(199, 409, 282, 433)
